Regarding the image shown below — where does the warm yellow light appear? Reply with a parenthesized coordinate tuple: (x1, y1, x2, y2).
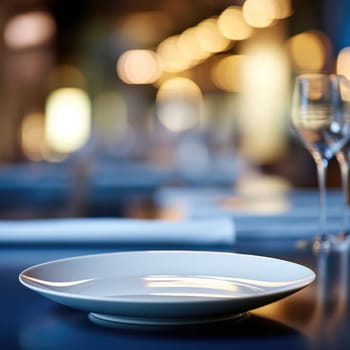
(45, 88, 91, 153)
(238, 41, 290, 162)
(157, 77, 202, 101)
(20, 112, 46, 161)
(117, 49, 162, 84)
(211, 55, 247, 92)
(195, 18, 232, 53)
(157, 36, 194, 72)
(273, 0, 293, 19)
(4, 11, 56, 49)
(336, 48, 350, 102)
(156, 78, 203, 132)
(242, 0, 276, 28)
(218, 7, 253, 41)
(337, 47, 350, 80)
(178, 27, 211, 62)
(287, 31, 328, 72)
(242, 47, 288, 96)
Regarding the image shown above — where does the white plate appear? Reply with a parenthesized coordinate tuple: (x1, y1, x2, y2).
(19, 250, 315, 326)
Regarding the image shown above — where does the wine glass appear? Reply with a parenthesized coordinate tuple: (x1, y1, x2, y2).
(335, 148, 350, 239)
(290, 73, 350, 250)
(334, 77, 350, 242)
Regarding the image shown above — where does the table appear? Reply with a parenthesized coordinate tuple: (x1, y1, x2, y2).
(1, 240, 349, 350)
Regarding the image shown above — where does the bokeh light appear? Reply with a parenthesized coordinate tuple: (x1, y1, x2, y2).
(178, 27, 211, 63)
(287, 31, 330, 72)
(337, 47, 350, 80)
(336, 48, 350, 102)
(157, 36, 193, 72)
(195, 18, 232, 53)
(20, 112, 46, 161)
(4, 11, 56, 49)
(211, 55, 247, 92)
(238, 40, 289, 162)
(242, 0, 276, 28)
(218, 7, 253, 41)
(117, 49, 162, 84)
(273, 0, 293, 19)
(156, 78, 203, 132)
(45, 88, 91, 154)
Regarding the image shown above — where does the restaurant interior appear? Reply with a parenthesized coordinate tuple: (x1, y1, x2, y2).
(0, 0, 347, 219)
(2, 1, 350, 349)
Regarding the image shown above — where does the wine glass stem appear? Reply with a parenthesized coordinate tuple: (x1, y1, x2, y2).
(340, 159, 349, 236)
(316, 157, 329, 242)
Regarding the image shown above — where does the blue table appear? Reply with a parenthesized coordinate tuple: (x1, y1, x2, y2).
(1, 241, 349, 350)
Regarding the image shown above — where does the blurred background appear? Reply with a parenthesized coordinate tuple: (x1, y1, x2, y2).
(0, 0, 349, 219)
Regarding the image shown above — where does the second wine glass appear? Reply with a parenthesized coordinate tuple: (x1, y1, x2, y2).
(335, 149, 350, 239)
(291, 73, 350, 250)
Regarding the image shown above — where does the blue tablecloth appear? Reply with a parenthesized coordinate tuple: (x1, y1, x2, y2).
(1, 240, 350, 350)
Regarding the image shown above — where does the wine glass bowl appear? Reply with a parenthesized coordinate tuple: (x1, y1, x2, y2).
(291, 74, 349, 160)
(290, 73, 350, 249)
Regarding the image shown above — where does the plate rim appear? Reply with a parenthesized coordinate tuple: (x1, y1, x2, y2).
(18, 250, 316, 305)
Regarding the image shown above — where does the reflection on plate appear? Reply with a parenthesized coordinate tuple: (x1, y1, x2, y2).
(19, 250, 315, 327)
